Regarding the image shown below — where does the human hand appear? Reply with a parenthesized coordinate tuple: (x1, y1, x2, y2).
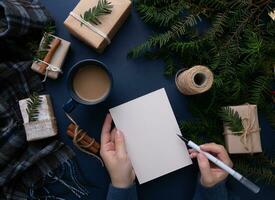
(100, 114, 135, 188)
(189, 143, 233, 188)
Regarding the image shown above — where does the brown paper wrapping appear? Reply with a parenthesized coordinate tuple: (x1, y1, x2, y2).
(223, 104, 262, 154)
(31, 34, 70, 79)
(19, 95, 58, 141)
(64, 0, 131, 53)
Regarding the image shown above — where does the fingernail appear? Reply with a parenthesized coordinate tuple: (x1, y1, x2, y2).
(116, 130, 121, 136)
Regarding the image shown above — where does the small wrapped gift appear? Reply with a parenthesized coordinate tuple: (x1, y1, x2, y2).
(31, 33, 70, 80)
(223, 104, 262, 154)
(19, 94, 58, 141)
(64, 0, 131, 53)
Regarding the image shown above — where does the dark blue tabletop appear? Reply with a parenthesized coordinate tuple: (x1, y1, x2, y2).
(40, 1, 275, 199)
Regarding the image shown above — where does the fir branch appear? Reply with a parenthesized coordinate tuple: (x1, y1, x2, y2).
(34, 33, 54, 61)
(199, 0, 227, 9)
(248, 76, 271, 108)
(168, 39, 203, 55)
(205, 12, 228, 39)
(136, 2, 184, 27)
(234, 154, 275, 185)
(240, 31, 263, 57)
(180, 121, 205, 144)
(81, 0, 113, 25)
(43, 22, 55, 34)
(163, 55, 178, 77)
(128, 15, 201, 59)
(27, 23, 56, 59)
(26, 93, 42, 122)
(219, 107, 244, 134)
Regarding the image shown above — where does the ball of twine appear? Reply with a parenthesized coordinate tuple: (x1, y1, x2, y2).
(175, 65, 214, 95)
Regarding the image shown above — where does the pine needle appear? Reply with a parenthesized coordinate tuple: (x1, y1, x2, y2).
(81, 0, 113, 25)
(220, 107, 244, 134)
(26, 93, 42, 122)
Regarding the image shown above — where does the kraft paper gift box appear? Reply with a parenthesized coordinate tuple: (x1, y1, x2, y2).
(19, 95, 58, 141)
(31, 33, 70, 80)
(64, 0, 131, 53)
(223, 104, 262, 154)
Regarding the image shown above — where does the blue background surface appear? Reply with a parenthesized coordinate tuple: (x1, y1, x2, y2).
(40, 0, 275, 199)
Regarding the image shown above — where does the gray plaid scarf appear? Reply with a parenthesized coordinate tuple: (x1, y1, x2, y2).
(0, 1, 88, 199)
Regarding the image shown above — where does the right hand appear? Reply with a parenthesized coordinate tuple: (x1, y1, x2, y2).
(189, 143, 233, 188)
(100, 114, 135, 188)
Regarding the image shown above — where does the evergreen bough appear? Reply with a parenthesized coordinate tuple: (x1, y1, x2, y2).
(81, 0, 113, 25)
(26, 92, 42, 122)
(130, 0, 275, 185)
(34, 33, 54, 61)
(219, 107, 244, 134)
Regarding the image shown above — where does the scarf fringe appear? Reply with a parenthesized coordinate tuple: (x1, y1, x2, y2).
(28, 160, 89, 199)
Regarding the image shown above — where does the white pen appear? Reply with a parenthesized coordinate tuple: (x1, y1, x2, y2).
(177, 134, 260, 194)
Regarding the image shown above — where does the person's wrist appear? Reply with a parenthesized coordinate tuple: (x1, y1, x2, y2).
(200, 176, 227, 188)
(111, 178, 134, 188)
(200, 177, 217, 188)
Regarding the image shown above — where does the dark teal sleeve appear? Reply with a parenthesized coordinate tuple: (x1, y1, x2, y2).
(107, 184, 138, 200)
(193, 176, 240, 200)
(193, 180, 228, 200)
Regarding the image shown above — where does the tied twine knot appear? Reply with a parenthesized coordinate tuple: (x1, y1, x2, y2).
(65, 113, 104, 166)
(227, 104, 260, 153)
(36, 59, 62, 82)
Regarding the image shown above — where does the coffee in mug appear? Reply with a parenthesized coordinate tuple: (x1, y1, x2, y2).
(72, 65, 111, 102)
(63, 59, 113, 113)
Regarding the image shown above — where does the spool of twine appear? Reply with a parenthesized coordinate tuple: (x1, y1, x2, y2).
(175, 65, 214, 95)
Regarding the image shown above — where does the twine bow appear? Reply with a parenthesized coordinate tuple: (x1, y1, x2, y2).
(36, 59, 63, 82)
(231, 104, 260, 153)
(65, 113, 104, 166)
(36, 59, 62, 82)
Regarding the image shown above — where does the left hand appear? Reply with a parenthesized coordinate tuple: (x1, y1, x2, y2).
(100, 114, 135, 188)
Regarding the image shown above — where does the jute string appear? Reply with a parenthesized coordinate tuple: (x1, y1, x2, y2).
(224, 104, 261, 153)
(69, 12, 111, 44)
(175, 65, 214, 95)
(65, 113, 104, 166)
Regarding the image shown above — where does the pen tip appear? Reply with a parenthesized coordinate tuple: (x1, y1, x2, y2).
(177, 134, 189, 142)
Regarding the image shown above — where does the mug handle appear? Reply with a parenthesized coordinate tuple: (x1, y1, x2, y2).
(63, 99, 78, 113)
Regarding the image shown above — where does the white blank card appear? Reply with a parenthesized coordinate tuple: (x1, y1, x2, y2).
(109, 88, 192, 184)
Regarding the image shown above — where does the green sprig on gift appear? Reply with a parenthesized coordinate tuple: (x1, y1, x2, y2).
(81, 0, 113, 25)
(219, 107, 244, 134)
(26, 93, 42, 122)
(27, 22, 55, 61)
(34, 33, 54, 61)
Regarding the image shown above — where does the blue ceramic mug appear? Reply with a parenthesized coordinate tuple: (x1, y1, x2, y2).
(63, 59, 113, 113)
